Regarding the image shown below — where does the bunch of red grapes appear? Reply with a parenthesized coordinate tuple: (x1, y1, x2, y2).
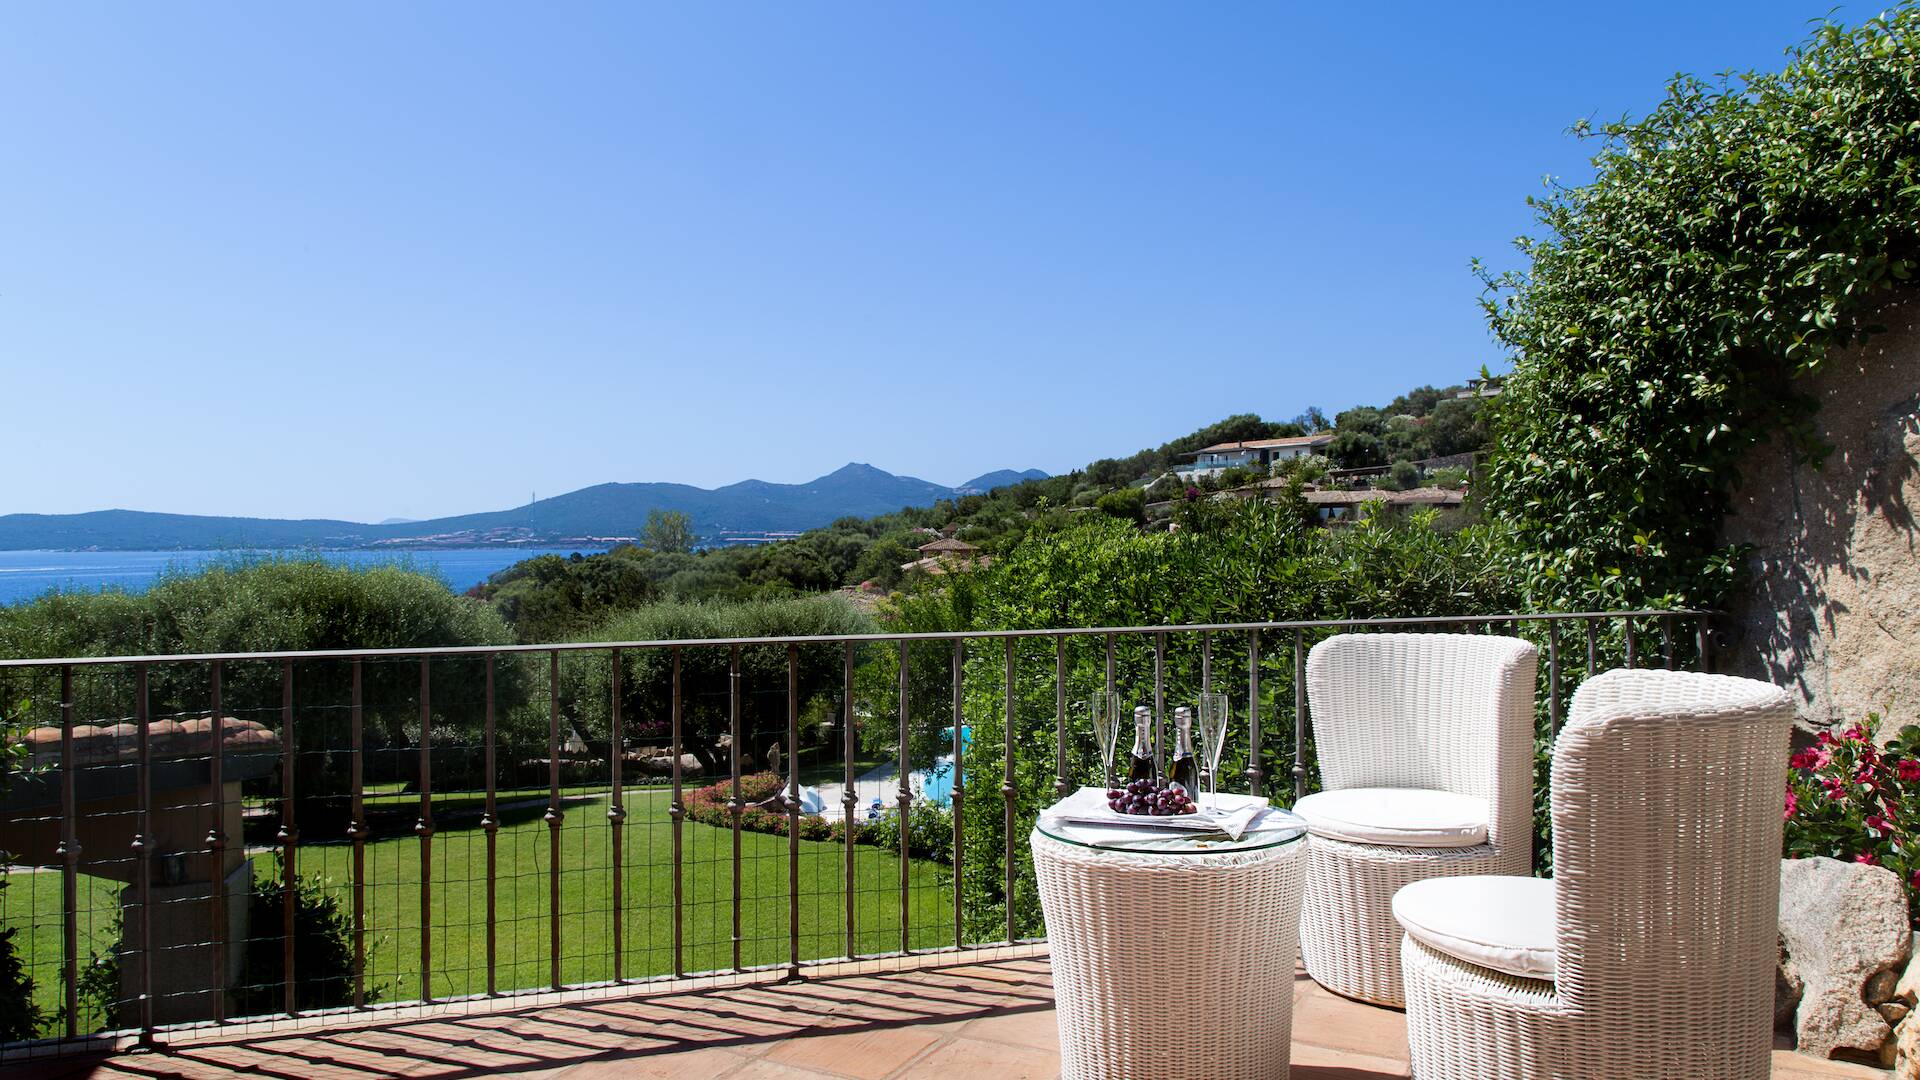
(1108, 778, 1197, 816)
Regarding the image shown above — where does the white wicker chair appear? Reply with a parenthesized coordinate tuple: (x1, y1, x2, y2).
(1396, 668, 1793, 1080)
(1296, 632, 1537, 1007)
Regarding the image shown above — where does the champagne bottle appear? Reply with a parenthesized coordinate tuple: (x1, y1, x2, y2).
(1126, 705, 1156, 783)
(1170, 706, 1199, 799)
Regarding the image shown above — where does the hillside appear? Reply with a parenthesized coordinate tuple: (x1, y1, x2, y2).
(0, 464, 1048, 551)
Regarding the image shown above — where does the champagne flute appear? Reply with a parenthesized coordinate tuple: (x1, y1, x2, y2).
(1089, 691, 1123, 788)
(1196, 692, 1230, 811)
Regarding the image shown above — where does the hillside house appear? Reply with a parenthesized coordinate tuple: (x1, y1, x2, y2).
(1175, 434, 1333, 479)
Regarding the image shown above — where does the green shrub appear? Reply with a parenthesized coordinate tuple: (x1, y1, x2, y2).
(1482, 6, 1920, 610)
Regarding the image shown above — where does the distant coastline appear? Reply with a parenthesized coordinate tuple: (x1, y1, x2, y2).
(0, 546, 607, 607)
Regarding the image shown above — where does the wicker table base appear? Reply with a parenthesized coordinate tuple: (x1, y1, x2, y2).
(1032, 827, 1306, 1080)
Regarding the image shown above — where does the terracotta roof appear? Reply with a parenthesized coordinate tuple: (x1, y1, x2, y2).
(21, 716, 279, 768)
(916, 537, 978, 554)
(1188, 434, 1335, 456)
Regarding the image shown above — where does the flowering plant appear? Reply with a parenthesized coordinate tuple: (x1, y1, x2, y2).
(1783, 717, 1920, 924)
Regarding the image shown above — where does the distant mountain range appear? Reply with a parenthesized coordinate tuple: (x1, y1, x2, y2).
(0, 464, 1051, 551)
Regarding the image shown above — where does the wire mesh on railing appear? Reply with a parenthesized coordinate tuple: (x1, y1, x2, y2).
(0, 610, 1706, 1057)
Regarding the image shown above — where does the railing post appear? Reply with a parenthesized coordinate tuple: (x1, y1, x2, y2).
(418, 658, 435, 1004)
(669, 647, 686, 977)
(1003, 638, 1017, 945)
(58, 664, 79, 1037)
(786, 644, 802, 980)
(207, 661, 225, 1024)
(481, 655, 497, 996)
(897, 640, 912, 955)
(1200, 632, 1212, 793)
(729, 644, 743, 972)
(954, 639, 967, 949)
(279, 659, 298, 1017)
(1153, 632, 1167, 777)
(841, 642, 857, 960)
(1546, 620, 1563, 738)
(1660, 616, 1676, 670)
(1053, 634, 1069, 801)
(1584, 618, 1599, 677)
(1292, 630, 1307, 801)
(609, 649, 626, 983)
(133, 663, 154, 1044)
(1246, 630, 1263, 798)
(348, 660, 367, 1009)
(1623, 616, 1637, 669)
(544, 651, 562, 990)
(1696, 612, 1714, 673)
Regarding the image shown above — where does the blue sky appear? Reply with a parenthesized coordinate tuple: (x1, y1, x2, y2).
(1, 2, 1856, 522)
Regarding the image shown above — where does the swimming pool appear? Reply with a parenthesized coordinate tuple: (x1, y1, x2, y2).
(916, 726, 971, 808)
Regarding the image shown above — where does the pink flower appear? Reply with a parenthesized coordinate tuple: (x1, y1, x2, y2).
(1843, 724, 1869, 743)
(1910, 869, 1919, 890)
(1824, 775, 1849, 799)
(1790, 750, 1816, 771)
(1897, 760, 1920, 783)
(1810, 748, 1832, 770)
(1858, 765, 1880, 790)
(1866, 813, 1893, 837)
(1818, 730, 1837, 747)
(1857, 851, 1881, 866)
(1784, 790, 1798, 820)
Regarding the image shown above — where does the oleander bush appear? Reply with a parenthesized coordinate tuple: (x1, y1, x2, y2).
(1784, 718, 1920, 924)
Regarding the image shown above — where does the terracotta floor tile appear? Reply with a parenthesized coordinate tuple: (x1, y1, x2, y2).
(1290, 983, 1409, 1062)
(1288, 1041, 1413, 1078)
(762, 1024, 944, 1079)
(895, 1035, 1059, 1079)
(540, 1045, 760, 1078)
(956, 1007, 1060, 1051)
(1768, 1050, 1892, 1078)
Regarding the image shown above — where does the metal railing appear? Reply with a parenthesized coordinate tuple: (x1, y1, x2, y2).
(0, 609, 1707, 1057)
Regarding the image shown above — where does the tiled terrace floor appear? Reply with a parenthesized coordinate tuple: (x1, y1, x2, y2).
(4, 948, 1893, 1079)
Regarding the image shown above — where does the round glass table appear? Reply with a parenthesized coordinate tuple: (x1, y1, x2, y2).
(1032, 807, 1309, 1079)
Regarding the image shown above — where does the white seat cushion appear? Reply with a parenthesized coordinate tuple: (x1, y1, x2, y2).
(1292, 787, 1488, 848)
(1392, 875, 1557, 980)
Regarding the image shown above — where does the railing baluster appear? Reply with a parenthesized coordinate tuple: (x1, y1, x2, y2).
(729, 644, 743, 972)
(1053, 634, 1068, 801)
(1661, 617, 1675, 670)
(1104, 632, 1115, 702)
(134, 663, 154, 1043)
(1247, 630, 1263, 798)
(1624, 616, 1637, 669)
(670, 647, 686, 977)
(481, 655, 497, 996)
(786, 644, 801, 980)
(1153, 632, 1166, 777)
(208, 661, 225, 1024)
(1003, 638, 1017, 945)
(1292, 630, 1307, 801)
(609, 649, 626, 983)
(1200, 632, 1211, 792)
(1584, 618, 1599, 677)
(954, 639, 967, 949)
(1696, 612, 1713, 673)
(279, 659, 298, 1016)
(841, 642, 856, 960)
(418, 658, 434, 1004)
(897, 640, 912, 955)
(544, 651, 561, 990)
(349, 660, 366, 1009)
(58, 665, 78, 1037)
(1547, 621, 1563, 738)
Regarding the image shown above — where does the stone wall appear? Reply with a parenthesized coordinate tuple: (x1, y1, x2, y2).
(1721, 299, 1920, 732)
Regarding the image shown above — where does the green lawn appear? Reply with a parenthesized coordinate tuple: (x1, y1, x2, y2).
(2, 788, 954, 1034)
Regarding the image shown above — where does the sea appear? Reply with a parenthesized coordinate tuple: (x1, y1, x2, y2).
(0, 547, 608, 606)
